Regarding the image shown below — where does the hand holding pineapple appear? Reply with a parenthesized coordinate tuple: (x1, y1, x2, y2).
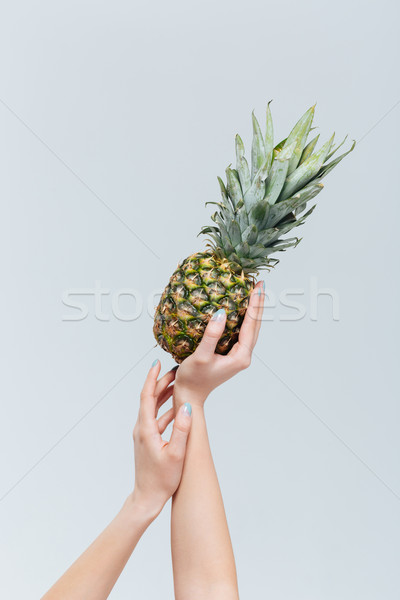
(173, 280, 265, 409)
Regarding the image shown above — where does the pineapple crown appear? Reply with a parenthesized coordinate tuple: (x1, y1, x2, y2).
(200, 103, 355, 274)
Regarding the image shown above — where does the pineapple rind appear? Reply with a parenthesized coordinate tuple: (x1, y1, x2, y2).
(153, 252, 254, 362)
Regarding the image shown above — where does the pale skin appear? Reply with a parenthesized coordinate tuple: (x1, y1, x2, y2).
(42, 366, 193, 600)
(172, 281, 265, 600)
(42, 281, 265, 599)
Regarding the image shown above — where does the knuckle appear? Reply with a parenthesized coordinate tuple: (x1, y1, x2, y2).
(194, 354, 208, 366)
(137, 429, 147, 444)
(206, 328, 221, 338)
(169, 448, 181, 462)
(174, 421, 189, 435)
(239, 355, 251, 370)
(205, 326, 224, 341)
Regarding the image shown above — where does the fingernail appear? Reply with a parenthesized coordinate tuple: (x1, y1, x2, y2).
(151, 359, 159, 368)
(262, 280, 266, 291)
(211, 308, 225, 321)
(183, 402, 192, 417)
(258, 287, 261, 296)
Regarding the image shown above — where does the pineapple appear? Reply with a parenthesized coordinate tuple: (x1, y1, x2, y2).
(154, 104, 354, 362)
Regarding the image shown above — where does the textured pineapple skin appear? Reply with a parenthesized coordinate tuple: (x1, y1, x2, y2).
(153, 252, 254, 363)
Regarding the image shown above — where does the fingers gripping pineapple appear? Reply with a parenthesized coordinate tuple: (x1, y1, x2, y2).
(154, 104, 354, 362)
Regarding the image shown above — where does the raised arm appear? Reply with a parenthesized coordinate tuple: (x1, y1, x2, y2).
(42, 361, 192, 600)
(171, 282, 265, 600)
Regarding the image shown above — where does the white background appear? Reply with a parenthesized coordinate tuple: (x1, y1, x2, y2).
(0, 1, 399, 598)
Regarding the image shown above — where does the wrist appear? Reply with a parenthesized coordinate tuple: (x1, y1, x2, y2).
(173, 384, 208, 409)
(123, 491, 164, 526)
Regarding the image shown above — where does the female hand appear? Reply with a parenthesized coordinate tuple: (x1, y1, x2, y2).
(131, 360, 192, 517)
(174, 281, 265, 408)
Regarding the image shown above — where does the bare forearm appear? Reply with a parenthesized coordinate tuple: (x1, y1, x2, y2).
(171, 401, 238, 599)
(42, 494, 156, 600)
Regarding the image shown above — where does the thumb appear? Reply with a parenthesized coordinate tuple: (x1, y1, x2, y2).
(196, 308, 226, 359)
(168, 403, 192, 460)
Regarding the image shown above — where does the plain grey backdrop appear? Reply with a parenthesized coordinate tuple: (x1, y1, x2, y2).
(1, 0, 399, 598)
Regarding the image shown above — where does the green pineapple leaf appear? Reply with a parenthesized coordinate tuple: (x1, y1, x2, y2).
(228, 219, 242, 247)
(299, 134, 320, 165)
(265, 101, 274, 166)
(326, 134, 348, 160)
(244, 153, 271, 209)
(235, 135, 252, 195)
(203, 104, 354, 275)
(225, 167, 243, 207)
(242, 223, 258, 246)
(217, 176, 231, 206)
(251, 111, 266, 179)
(264, 142, 296, 205)
(315, 140, 356, 180)
(283, 105, 315, 174)
(279, 134, 335, 200)
(267, 182, 323, 227)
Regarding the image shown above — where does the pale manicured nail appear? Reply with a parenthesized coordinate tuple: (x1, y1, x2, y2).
(211, 308, 225, 322)
(262, 280, 266, 291)
(183, 402, 192, 417)
(258, 287, 261, 296)
(151, 359, 159, 368)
